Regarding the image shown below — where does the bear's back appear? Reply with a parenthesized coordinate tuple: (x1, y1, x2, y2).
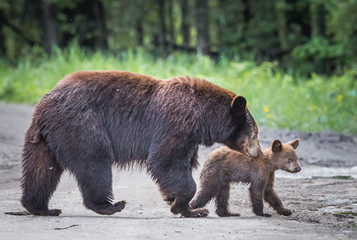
(56, 71, 160, 88)
(34, 71, 238, 165)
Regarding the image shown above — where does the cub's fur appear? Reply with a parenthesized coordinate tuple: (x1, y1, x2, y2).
(191, 139, 300, 217)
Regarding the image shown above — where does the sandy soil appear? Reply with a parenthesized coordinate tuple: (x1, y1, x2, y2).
(0, 103, 356, 240)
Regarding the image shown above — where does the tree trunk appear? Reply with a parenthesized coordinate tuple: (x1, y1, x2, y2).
(136, 17, 144, 47)
(158, 0, 167, 56)
(196, 0, 210, 55)
(243, 0, 255, 23)
(42, 0, 58, 54)
(0, 10, 6, 57)
(181, 0, 190, 48)
(275, 0, 288, 50)
(65, 0, 108, 50)
(168, 0, 175, 49)
(93, 0, 108, 50)
(310, 2, 325, 37)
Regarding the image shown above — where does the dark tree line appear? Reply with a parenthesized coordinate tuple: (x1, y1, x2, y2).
(1, 0, 357, 75)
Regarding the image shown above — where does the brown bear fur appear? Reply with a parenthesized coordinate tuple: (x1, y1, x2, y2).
(191, 139, 300, 217)
(21, 71, 262, 217)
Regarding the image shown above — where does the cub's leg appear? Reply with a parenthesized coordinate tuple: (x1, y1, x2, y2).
(190, 179, 218, 210)
(215, 184, 240, 217)
(21, 140, 64, 216)
(249, 183, 271, 217)
(264, 175, 292, 216)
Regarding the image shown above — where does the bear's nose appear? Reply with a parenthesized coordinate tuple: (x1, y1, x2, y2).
(259, 150, 263, 157)
(295, 167, 301, 172)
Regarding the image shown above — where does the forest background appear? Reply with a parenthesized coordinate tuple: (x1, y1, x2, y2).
(0, 0, 356, 133)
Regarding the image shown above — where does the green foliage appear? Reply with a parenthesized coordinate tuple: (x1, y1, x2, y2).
(2, 0, 357, 75)
(291, 36, 344, 75)
(290, 0, 357, 75)
(332, 176, 354, 180)
(0, 44, 356, 134)
(327, 0, 357, 64)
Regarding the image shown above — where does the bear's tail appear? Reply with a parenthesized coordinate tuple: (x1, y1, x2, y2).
(21, 122, 64, 216)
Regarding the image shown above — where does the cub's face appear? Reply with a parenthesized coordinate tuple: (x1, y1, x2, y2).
(223, 96, 262, 158)
(271, 139, 301, 173)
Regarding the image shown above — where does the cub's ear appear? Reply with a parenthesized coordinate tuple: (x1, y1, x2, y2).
(287, 139, 299, 150)
(271, 139, 282, 152)
(231, 96, 247, 115)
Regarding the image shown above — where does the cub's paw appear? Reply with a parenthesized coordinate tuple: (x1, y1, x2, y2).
(278, 208, 292, 216)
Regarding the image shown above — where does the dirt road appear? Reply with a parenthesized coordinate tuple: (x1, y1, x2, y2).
(0, 103, 356, 239)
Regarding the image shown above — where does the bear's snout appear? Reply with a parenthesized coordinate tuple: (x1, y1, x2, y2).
(248, 148, 263, 158)
(294, 167, 301, 172)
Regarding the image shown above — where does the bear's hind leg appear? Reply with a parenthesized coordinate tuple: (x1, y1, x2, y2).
(21, 141, 64, 216)
(159, 169, 208, 218)
(159, 188, 176, 205)
(73, 163, 126, 215)
(171, 173, 209, 218)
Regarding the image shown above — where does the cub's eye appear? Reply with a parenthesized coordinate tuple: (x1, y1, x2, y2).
(288, 158, 293, 163)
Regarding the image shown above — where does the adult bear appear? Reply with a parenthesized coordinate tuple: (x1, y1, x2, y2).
(21, 71, 262, 217)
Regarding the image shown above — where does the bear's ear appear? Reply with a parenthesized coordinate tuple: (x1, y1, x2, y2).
(271, 139, 282, 152)
(287, 139, 299, 150)
(230, 96, 246, 115)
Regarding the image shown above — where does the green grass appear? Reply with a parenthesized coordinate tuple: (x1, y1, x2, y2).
(332, 176, 354, 180)
(0, 44, 356, 133)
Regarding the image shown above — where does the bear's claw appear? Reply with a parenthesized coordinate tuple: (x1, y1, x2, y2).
(181, 207, 209, 218)
(114, 201, 126, 212)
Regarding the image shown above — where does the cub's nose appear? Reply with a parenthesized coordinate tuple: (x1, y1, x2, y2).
(259, 150, 263, 157)
(295, 167, 301, 172)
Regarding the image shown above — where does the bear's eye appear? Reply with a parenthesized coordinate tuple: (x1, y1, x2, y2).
(288, 158, 293, 163)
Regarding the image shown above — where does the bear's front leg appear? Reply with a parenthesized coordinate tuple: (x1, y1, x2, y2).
(168, 170, 209, 218)
(156, 171, 209, 217)
(158, 175, 209, 217)
(147, 141, 209, 217)
(154, 166, 209, 217)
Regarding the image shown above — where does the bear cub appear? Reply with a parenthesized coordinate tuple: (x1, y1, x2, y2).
(191, 139, 301, 217)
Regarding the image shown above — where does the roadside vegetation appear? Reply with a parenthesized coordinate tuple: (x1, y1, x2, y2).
(1, 44, 355, 133)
